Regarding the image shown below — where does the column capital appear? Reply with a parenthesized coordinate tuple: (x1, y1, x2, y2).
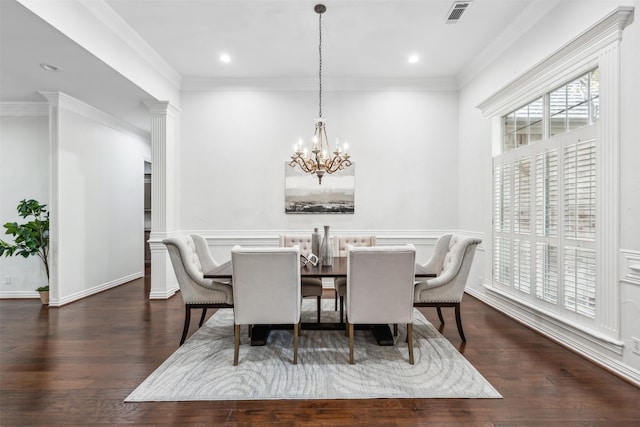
(143, 100, 180, 117)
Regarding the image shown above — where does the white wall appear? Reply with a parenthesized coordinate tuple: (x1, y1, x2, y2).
(0, 99, 151, 303)
(458, 1, 640, 383)
(52, 96, 150, 305)
(180, 89, 459, 233)
(0, 108, 49, 294)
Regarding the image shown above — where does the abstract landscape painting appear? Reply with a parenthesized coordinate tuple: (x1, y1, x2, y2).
(285, 162, 354, 214)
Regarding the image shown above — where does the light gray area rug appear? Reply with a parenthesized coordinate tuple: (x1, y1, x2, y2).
(126, 300, 501, 401)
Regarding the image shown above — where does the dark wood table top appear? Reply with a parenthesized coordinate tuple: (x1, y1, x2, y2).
(204, 257, 435, 279)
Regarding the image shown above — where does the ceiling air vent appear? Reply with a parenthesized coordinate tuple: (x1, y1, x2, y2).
(445, 1, 472, 24)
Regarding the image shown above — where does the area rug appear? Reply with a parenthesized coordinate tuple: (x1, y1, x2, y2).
(125, 300, 501, 401)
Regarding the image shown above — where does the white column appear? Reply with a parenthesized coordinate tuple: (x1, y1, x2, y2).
(39, 92, 61, 306)
(144, 101, 180, 299)
(596, 42, 621, 338)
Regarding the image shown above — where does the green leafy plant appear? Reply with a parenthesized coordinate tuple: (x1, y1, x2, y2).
(0, 199, 50, 285)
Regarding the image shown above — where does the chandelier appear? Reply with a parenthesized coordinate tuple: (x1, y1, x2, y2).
(289, 4, 352, 185)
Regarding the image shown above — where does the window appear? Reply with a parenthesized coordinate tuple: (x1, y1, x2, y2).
(479, 7, 631, 349)
(493, 69, 598, 322)
(503, 97, 543, 151)
(550, 69, 599, 136)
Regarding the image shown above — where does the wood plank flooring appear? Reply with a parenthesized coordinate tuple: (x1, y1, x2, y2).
(1, 274, 639, 426)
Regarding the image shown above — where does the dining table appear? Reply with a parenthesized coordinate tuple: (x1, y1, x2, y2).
(204, 256, 436, 346)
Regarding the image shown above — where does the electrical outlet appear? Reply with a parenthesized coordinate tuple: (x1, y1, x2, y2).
(4, 275, 10, 284)
(632, 337, 640, 356)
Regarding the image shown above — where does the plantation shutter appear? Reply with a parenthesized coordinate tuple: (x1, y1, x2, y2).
(493, 162, 512, 285)
(562, 138, 596, 318)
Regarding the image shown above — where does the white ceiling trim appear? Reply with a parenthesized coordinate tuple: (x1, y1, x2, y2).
(0, 102, 48, 116)
(81, 0, 182, 89)
(182, 76, 458, 92)
(39, 91, 150, 142)
(477, 6, 635, 117)
(456, 0, 561, 89)
(16, 0, 181, 106)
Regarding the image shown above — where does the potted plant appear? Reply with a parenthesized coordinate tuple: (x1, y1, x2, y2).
(0, 199, 50, 304)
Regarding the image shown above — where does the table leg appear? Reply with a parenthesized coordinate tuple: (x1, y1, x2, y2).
(371, 324, 394, 346)
(251, 323, 394, 346)
(250, 324, 271, 346)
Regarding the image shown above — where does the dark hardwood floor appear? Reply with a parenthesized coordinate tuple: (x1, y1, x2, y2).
(1, 273, 638, 426)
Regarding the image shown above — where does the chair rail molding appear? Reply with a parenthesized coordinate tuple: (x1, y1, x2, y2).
(621, 249, 640, 287)
(182, 229, 483, 267)
(186, 229, 471, 247)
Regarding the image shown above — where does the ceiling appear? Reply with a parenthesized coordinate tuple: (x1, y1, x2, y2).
(0, 0, 547, 133)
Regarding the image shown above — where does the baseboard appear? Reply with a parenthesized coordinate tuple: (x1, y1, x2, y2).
(49, 272, 143, 307)
(149, 284, 179, 300)
(0, 290, 40, 299)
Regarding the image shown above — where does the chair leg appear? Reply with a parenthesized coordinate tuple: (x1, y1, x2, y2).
(316, 296, 321, 323)
(339, 296, 344, 323)
(180, 306, 191, 346)
(344, 313, 349, 336)
(348, 323, 355, 364)
(436, 306, 445, 324)
(393, 323, 398, 337)
(293, 323, 299, 365)
(233, 324, 240, 366)
(334, 288, 338, 311)
(407, 323, 414, 365)
(198, 308, 208, 327)
(454, 303, 466, 342)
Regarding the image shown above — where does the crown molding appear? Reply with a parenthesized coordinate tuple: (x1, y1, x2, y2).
(181, 76, 458, 92)
(39, 91, 150, 141)
(77, 0, 182, 89)
(477, 6, 635, 117)
(17, 0, 181, 105)
(0, 102, 49, 116)
(457, 0, 561, 89)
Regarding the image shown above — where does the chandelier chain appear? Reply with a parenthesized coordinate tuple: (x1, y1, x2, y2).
(288, 4, 352, 185)
(318, 11, 322, 118)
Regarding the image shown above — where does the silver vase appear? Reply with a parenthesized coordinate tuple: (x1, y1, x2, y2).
(311, 227, 321, 257)
(320, 225, 332, 266)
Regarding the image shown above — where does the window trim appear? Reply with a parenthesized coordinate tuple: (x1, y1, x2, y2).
(478, 7, 634, 350)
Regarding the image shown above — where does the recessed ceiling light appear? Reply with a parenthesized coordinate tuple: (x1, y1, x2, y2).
(220, 53, 231, 63)
(408, 55, 419, 64)
(40, 63, 62, 72)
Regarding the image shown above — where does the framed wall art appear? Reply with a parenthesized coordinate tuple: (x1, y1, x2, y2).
(285, 162, 354, 214)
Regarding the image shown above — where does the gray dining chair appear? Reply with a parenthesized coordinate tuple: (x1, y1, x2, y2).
(332, 235, 376, 323)
(163, 235, 233, 346)
(231, 245, 302, 365)
(280, 234, 323, 322)
(346, 244, 416, 364)
(413, 234, 482, 342)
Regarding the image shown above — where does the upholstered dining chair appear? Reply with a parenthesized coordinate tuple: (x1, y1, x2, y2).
(163, 235, 234, 346)
(413, 234, 482, 342)
(346, 245, 416, 364)
(231, 246, 302, 366)
(279, 234, 323, 322)
(332, 235, 376, 323)
(190, 234, 231, 321)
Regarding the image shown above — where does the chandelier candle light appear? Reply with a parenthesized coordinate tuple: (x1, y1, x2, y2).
(289, 4, 352, 185)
